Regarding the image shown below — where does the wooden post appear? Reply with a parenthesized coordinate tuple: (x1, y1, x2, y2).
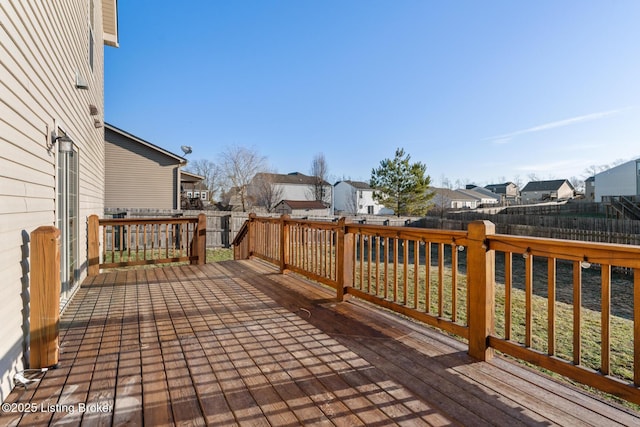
(248, 213, 256, 258)
(279, 214, 290, 273)
(30, 226, 61, 368)
(336, 218, 354, 301)
(192, 213, 207, 265)
(467, 220, 496, 361)
(88, 215, 100, 276)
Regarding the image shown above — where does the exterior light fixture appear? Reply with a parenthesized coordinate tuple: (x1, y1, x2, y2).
(53, 135, 74, 153)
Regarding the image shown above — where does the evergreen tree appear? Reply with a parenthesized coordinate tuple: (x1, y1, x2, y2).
(370, 148, 433, 216)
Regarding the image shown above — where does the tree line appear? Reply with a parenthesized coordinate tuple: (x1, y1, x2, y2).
(186, 146, 436, 216)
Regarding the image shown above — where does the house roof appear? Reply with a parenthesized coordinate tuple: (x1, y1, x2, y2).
(255, 172, 331, 186)
(105, 123, 186, 164)
(457, 187, 500, 201)
(431, 187, 477, 201)
(336, 180, 371, 190)
(485, 182, 515, 194)
(521, 179, 573, 192)
(181, 170, 205, 183)
(276, 200, 328, 210)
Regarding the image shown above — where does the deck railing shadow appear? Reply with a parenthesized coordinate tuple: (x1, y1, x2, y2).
(233, 214, 640, 406)
(235, 259, 553, 426)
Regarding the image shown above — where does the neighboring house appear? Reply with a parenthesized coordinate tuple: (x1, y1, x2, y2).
(248, 172, 332, 209)
(594, 159, 640, 202)
(457, 187, 500, 206)
(431, 188, 479, 209)
(181, 171, 209, 202)
(333, 180, 392, 215)
(485, 182, 519, 202)
(520, 179, 575, 204)
(274, 200, 331, 216)
(0, 0, 118, 401)
(105, 123, 186, 210)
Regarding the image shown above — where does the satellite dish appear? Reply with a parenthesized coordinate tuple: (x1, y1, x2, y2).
(181, 145, 192, 156)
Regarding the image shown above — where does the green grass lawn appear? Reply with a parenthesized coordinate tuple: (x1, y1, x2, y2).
(105, 247, 233, 269)
(207, 248, 233, 262)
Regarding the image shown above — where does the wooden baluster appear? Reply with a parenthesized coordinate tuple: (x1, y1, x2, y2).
(573, 260, 582, 366)
(451, 243, 458, 322)
(505, 252, 512, 340)
(525, 252, 533, 348)
(601, 264, 611, 375)
(547, 257, 556, 354)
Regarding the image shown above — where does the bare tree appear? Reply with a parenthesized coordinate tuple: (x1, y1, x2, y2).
(430, 188, 453, 218)
(343, 185, 359, 215)
(512, 175, 523, 189)
(569, 176, 584, 193)
(309, 153, 330, 203)
(185, 159, 221, 201)
(220, 146, 267, 212)
(249, 172, 283, 213)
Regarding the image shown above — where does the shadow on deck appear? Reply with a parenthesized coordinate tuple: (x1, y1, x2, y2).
(3, 260, 639, 426)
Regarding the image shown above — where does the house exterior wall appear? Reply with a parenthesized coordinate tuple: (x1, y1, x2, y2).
(274, 204, 331, 216)
(595, 159, 640, 202)
(521, 182, 574, 203)
(505, 183, 519, 198)
(0, 0, 110, 401)
(105, 128, 181, 210)
(276, 183, 332, 204)
(557, 182, 575, 200)
(451, 199, 477, 209)
(333, 182, 388, 215)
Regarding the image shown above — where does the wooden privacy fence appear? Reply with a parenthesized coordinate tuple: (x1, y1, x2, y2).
(88, 214, 206, 274)
(233, 214, 640, 405)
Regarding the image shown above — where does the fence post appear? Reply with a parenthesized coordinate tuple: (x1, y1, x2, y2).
(336, 218, 354, 301)
(467, 220, 496, 361)
(279, 214, 290, 273)
(30, 226, 61, 368)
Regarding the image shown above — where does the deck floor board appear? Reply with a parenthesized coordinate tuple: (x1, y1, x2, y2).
(3, 259, 639, 426)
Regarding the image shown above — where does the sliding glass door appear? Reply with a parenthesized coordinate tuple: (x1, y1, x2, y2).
(57, 140, 79, 306)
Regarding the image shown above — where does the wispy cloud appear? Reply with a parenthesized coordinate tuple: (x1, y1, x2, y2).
(485, 108, 630, 144)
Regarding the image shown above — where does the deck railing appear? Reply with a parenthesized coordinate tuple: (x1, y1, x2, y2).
(233, 214, 640, 405)
(88, 214, 206, 274)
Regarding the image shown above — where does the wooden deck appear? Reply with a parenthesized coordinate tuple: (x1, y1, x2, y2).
(3, 260, 639, 426)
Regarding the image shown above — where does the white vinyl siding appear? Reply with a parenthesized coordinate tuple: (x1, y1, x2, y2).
(0, 0, 109, 401)
(595, 159, 640, 202)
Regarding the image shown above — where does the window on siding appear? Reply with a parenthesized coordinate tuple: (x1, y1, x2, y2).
(201, 192, 207, 200)
(187, 191, 192, 198)
(194, 192, 200, 198)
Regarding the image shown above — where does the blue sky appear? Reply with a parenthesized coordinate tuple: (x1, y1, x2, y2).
(105, 1, 640, 188)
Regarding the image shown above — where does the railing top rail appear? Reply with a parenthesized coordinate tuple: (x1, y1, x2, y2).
(250, 215, 342, 230)
(346, 223, 469, 245)
(489, 233, 640, 267)
(285, 218, 342, 230)
(232, 220, 249, 246)
(98, 217, 199, 226)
